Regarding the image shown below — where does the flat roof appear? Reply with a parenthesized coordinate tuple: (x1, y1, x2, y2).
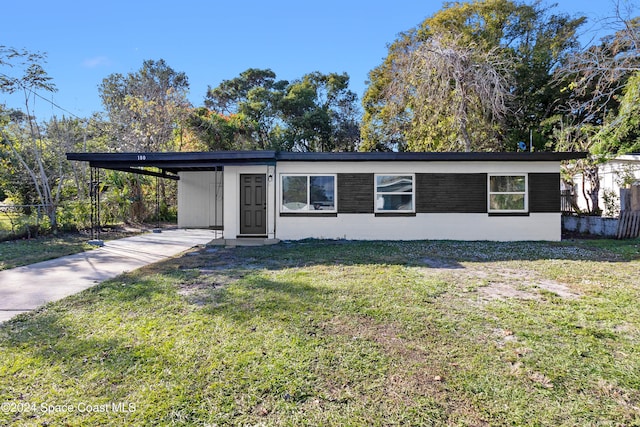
(276, 151, 587, 162)
(66, 150, 588, 178)
(66, 151, 278, 179)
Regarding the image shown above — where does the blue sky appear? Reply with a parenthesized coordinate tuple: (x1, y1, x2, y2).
(1, 0, 627, 119)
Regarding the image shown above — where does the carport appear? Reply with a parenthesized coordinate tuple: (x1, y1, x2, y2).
(66, 151, 278, 243)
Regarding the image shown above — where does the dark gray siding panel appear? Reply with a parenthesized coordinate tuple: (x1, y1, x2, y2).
(338, 173, 374, 213)
(529, 173, 560, 212)
(416, 173, 487, 213)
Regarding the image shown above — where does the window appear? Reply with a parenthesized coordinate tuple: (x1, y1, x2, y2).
(375, 174, 414, 212)
(488, 174, 528, 212)
(281, 175, 336, 212)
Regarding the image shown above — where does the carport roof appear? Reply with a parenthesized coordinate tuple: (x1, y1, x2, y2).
(66, 150, 588, 179)
(66, 151, 278, 180)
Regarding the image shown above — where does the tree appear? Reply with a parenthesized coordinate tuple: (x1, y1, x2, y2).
(198, 69, 360, 152)
(361, 0, 584, 152)
(204, 68, 287, 149)
(280, 72, 360, 152)
(548, 1, 639, 214)
(99, 59, 191, 152)
(1, 112, 91, 231)
(556, 6, 639, 129)
(381, 32, 511, 152)
(98, 59, 190, 222)
(607, 71, 640, 153)
(0, 46, 66, 231)
(544, 115, 605, 214)
(187, 108, 256, 151)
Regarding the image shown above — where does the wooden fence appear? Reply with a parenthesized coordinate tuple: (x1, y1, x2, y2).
(617, 211, 640, 239)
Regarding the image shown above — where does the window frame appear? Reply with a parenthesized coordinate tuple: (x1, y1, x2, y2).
(374, 173, 415, 213)
(280, 173, 337, 213)
(487, 174, 528, 213)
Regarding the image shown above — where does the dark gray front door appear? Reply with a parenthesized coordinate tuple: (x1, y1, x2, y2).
(240, 174, 266, 235)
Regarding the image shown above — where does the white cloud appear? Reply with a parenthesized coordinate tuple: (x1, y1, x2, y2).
(82, 56, 111, 68)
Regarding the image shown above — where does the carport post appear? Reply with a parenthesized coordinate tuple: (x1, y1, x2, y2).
(153, 175, 162, 233)
(89, 167, 104, 246)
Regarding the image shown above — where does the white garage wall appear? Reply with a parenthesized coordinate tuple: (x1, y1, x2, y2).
(177, 171, 223, 228)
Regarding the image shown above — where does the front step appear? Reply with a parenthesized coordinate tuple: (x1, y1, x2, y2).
(208, 238, 280, 247)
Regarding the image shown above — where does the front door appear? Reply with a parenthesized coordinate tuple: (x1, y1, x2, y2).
(240, 174, 267, 235)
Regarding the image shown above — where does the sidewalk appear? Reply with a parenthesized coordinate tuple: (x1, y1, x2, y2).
(0, 228, 220, 324)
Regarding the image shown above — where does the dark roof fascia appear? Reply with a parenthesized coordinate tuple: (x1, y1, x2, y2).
(66, 151, 278, 174)
(275, 152, 588, 162)
(67, 150, 277, 164)
(66, 150, 588, 176)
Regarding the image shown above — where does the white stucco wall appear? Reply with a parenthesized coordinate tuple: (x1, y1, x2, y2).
(275, 160, 562, 241)
(276, 213, 561, 241)
(177, 171, 223, 228)
(177, 160, 564, 241)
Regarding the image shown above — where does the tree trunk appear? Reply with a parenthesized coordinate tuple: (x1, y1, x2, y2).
(584, 165, 601, 215)
(459, 118, 472, 152)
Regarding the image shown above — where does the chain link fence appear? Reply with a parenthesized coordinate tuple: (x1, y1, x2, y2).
(0, 204, 49, 241)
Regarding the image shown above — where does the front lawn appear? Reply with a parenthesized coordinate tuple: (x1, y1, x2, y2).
(0, 235, 92, 271)
(0, 227, 145, 271)
(0, 239, 639, 426)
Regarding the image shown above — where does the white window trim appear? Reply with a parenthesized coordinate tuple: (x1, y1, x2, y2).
(279, 173, 337, 213)
(374, 173, 415, 213)
(487, 173, 528, 213)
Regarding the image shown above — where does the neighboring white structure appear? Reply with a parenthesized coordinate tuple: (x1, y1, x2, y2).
(67, 151, 586, 242)
(570, 154, 640, 215)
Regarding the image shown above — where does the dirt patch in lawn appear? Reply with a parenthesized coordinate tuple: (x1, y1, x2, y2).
(418, 258, 581, 301)
(473, 267, 581, 301)
(171, 247, 253, 305)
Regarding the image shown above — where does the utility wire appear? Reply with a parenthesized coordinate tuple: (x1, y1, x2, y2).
(29, 89, 88, 121)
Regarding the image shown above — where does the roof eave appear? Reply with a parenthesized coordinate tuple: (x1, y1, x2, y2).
(275, 151, 588, 162)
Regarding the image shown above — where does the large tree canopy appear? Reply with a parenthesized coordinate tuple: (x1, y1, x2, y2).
(203, 68, 287, 149)
(195, 69, 360, 152)
(99, 59, 191, 152)
(361, 0, 584, 152)
(379, 31, 512, 152)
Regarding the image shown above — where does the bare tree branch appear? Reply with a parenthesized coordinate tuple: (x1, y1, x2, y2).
(555, 1, 639, 125)
(384, 32, 513, 151)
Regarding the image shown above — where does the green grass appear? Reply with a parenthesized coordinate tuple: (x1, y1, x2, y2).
(0, 212, 23, 240)
(0, 238, 639, 426)
(0, 229, 143, 271)
(0, 235, 93, 270)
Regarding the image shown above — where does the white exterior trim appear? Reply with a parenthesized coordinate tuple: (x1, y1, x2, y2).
(487, 173, 528, 213)
(374, 173, 415, 213)
(279, 173, 338, 213)
(223, 165, 275, 239)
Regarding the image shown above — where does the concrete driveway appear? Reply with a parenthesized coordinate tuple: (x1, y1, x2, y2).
(0, 228, 220, 324)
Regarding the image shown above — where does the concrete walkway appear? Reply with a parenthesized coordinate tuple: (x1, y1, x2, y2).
(0, 228, 220, 324)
